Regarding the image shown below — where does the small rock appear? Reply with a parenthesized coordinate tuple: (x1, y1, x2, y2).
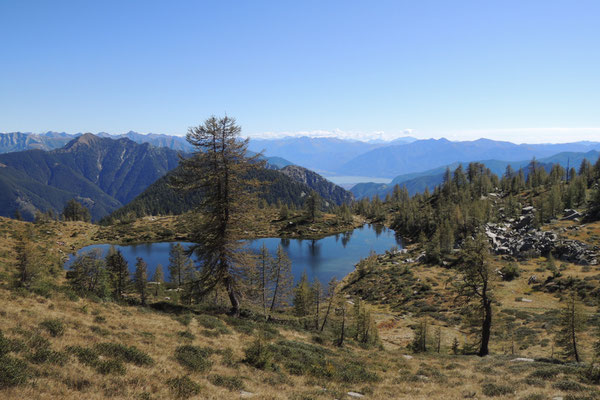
(511, 357, 534, 362)
(347, 392, 365, 398)
(521, 298, 533, 303)
(402, 355, 413, 360)
(240, 391, 255, 398)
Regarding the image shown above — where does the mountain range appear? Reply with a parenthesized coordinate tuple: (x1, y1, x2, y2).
(0, 131, 194, 153)
(0, 134, 352, 221)
(350, 150, 600, 199)
(0, 134, 181, 220)
(6, 132, 600, 182)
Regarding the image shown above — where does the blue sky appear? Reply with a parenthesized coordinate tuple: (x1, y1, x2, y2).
(1, 0, 599, 143)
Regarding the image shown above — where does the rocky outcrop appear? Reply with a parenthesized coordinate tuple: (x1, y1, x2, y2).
(484, 207, 598, 265)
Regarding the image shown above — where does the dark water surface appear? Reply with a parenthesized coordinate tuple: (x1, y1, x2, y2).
(65, 224, 401, 285)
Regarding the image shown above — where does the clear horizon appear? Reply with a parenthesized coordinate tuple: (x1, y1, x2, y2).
(1, 1, 599, 143)
(3, 128, 600, 146)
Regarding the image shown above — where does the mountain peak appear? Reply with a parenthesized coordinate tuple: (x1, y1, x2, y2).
(63, 132, 102, 150)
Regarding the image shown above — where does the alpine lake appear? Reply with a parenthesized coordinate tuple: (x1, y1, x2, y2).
(65, 224, 402, 285)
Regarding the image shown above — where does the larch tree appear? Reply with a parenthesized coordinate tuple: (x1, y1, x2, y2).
(320, 277, 339, 331)
(152, 263, 164, 297)
(171, 116, 264, 316)
(168, 243, 188, 288)
(556, 290, 586, 362)
(62, 199, 91, 222)
(269, 245, 293, 316)
(256, 244, 273, 319)
(14, 230, 41, 289)
(106, 246, 129, 300)
(304, 190, 321, 222)
(134, 257, 148, 305)
(454, 233, 495, 356)
(293, 271, 312, 323)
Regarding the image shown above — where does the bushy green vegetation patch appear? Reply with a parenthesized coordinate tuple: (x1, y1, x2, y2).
(174, 345, 213, 372)
(482, 382, 515, 397)
(552, 379, 586, 392)
(208, 374, 244, 391)
(269, 340, 379, 384)
(0, 355, 30, 389)
(29, 347, 68, 365)
(39, 318, 65, 337)
(167, 376, 202, 399)
(95, 359, 127, 375)
(94, 342, 154, 366)
(66, 342, 153, 375)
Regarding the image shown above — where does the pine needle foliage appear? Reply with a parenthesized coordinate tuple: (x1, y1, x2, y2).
(171, 116, 264, 315)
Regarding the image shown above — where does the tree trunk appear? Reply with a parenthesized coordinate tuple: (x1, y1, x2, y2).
(320, 295, 334, 332)
(479, 298, 492, 356)
(337, 305, 345, 347)
(571, 301, 580, 362)
(225, 276, 240, 317)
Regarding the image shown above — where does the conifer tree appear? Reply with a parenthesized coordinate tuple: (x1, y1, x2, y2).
(311, 278, 323, 330)
(168, 243, 189, 288)
(556, 290, 586, 362)
(294, 271, 312, 320)
(14, 230, 40, 289)
(62, 199, 91, 222)
(134, 257, 148, 305)
(106, 246, 129, 300)
(269, 245, 293, 315)
(256, 244, 273, 319)
(152, 264, 164, 297)
(67, 248, 109, 296)
(279, 203, 289, 220)
(454, 233, 494, 356)
(304, 190, 321, 222)
(171, 116, 264, 316)
(411, 320, 428, 353)
(320, 277, 338, 331)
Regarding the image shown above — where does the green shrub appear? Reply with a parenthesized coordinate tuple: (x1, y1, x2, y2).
(196, 315, 226, 330)
(40, 319, 65, 337)
(529, 367, 560, 380)
(29, 348, 68, 365)
(94, 343, 154, 366)
(244, 337, 273, 370)
(174, 345, 213, 372)
(95, 359, 126, 375)
(208, 374, 244, 391)
(225, 316, 255, 335)
(178, 330, 195, 341)
(27, 334, 51, 351)
(552, 379, 585, 392)
(175, 314, 193, 326)
(0, 356, 30, 388)
(167, 376, 202, 399)
(67, 345, 99, 366)
(220, 348, 235, 367)
(482, 382, 515, 397)
(500, 263, 520, 281)
(0, 331, 25, 356)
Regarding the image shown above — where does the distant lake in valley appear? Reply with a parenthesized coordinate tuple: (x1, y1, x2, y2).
(65, 224, 401, 285)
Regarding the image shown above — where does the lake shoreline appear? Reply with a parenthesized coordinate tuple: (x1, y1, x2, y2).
(66, 223, 401, 286)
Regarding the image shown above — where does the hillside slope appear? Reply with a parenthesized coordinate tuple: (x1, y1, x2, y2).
(0, 134, 181, 220)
